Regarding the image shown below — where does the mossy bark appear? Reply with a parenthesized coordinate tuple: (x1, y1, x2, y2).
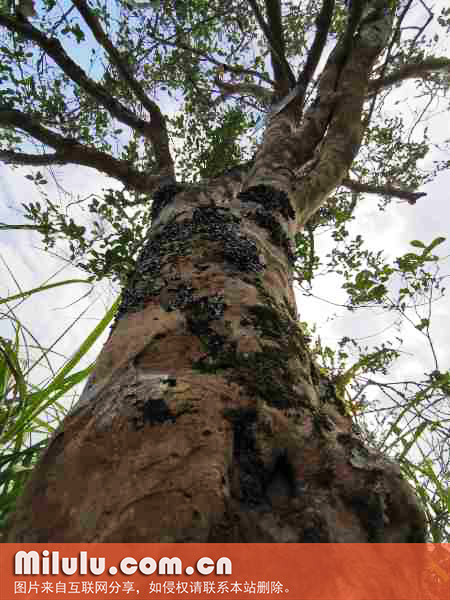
(6, 180, 426, 544)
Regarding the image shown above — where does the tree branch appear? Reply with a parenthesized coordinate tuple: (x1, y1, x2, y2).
(213, 77, 273, 107)
(264, 0, 296, 91)
(0, 107, 171, 193)
(248, 0, 296, 94)
(288, 0, 371, 164)
(0, 13, 174, 178)
(338, 0, 366, 69)
(0, 223, 53, 232)
(295, 0, 335, 111)
(341, 178, 426, 204)
(290, 47, 343, 167)
(369, 57, 450, 95)
(71, 0, 173, 176)
(150, 33, 272, 85)
(293, 6, 395, 229)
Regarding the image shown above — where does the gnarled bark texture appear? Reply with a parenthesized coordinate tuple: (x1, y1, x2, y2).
(5, 4, 427, 546)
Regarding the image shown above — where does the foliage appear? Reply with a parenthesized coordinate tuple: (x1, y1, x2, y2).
(172, 105, 253, 181)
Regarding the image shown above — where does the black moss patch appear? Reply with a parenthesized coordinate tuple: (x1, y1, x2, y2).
(242, 350, 299, 410)
(264, 450, 298, 499)
(184, 295, 229, 357)
(190, 296, 226, 321)
(246, 303, 308, 365)
(349, 492, 385, 543)
(224, 408, 269, 509)
(238, 185, 295, 221)
(191, 297, 309, 412)
(142, 398, 176, 425)
(212, 159, 255, 181)
(151, 183, 185, 222)
(301, 515, 330, 542)
(163, 284, 195, 312)
(198, 332, 229, 358)
(222, 237, 264, 273)
(114, 206, 264, 323)
(250, 281, 304, 345)
(244, 207, 296, 265)
(190, 293, 311, 413)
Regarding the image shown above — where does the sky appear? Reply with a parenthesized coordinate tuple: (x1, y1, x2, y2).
(0, 0, 449, 449)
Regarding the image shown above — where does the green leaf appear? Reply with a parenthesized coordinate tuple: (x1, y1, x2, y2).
(415, 318, 429, 331)
(427, 236, 446, 253)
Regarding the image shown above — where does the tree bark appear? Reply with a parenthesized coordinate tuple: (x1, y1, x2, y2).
(6, 174, 426, 544)
(3, 1, 428, 546)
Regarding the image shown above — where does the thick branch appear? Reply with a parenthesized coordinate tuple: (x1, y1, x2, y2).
(264, 0, 296, 91)
(290, 44, 344, 165)
(244, 2, 394, 204)
(369, 56, 450, 94)
(341, 0, 366, 59)
(71, 0, 173, 175)
(342, 178, 426, 204)
(248, 0, 296, 94)
(287, 0, 371, 164)
(0, 13, 173, 178)
(291, 0, 397, 157)
(1, 149, 71, 166)
(295, 0, 335, 110)
(241, 17, 351, 196)
(293, 7, 395, 229)
(0, 107, 170, 193)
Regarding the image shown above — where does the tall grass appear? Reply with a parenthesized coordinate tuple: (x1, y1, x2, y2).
(0, 278, 119, 535)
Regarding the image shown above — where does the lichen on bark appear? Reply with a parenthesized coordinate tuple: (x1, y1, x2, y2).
(5, 182, 426, 545)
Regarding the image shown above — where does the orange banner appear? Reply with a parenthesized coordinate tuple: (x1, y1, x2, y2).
(0, 544, 448, 599)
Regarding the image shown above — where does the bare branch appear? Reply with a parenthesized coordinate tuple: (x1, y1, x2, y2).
(295, 0, 335, 110)
(0, 13, 174, 178)
(150, 33, 272, 85)
(363, 0, 413, 129)
(0, 107, 170, 193)
(71, 0, 173, 175)
(264, 0, 296, 91)
(248, 0, 296, 94)
(337, 0, 366, 69)
(213, 77, 273, 107)
(342, 178, 426, 204)
(0, 149, 71, 167)
(369, 57, 450, 95)
(290, 47, 344, 166)
(0, 223, 52, 232)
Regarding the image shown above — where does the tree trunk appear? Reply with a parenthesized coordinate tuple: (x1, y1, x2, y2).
(6, 173, 426, 543)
